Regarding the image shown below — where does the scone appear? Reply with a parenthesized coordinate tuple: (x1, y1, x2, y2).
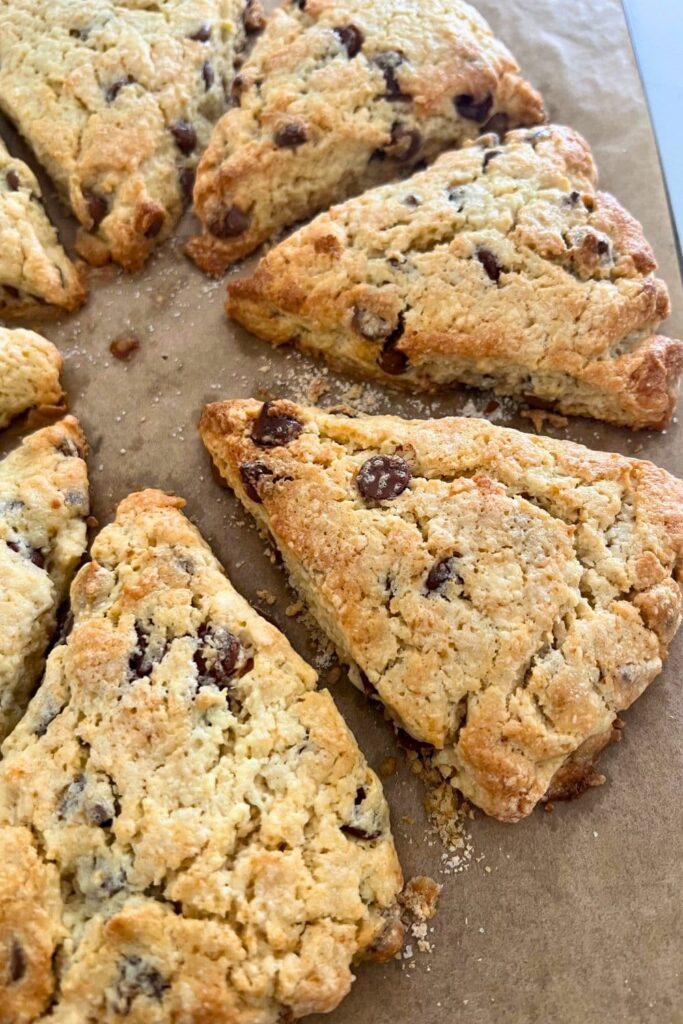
(227, 125, 683, 429)
(0, 138, 85, 317)
(187, 0, 545, 273)
(0, 0, 256, 272)
(0, 417, 89, 743)
(199, 399, 683, 822)
(0, 489, 403, 1023)
(0, 328, 63, 430)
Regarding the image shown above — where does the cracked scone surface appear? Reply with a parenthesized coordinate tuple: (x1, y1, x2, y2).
(0, 489, 403, 1023)
(227, 124, 683, 429)
(200, 399, 683, 822)
(188, 0, 545, 273)
(0, 0, 253, 272)
(0, 417, 89, 744)
(0, 138, 85, 317)
(0, 328, 64, 430)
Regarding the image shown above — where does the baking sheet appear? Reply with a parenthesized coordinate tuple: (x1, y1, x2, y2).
(2, 0, 682, 1020)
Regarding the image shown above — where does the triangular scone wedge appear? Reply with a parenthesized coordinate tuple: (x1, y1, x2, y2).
(200, 399, 683, 822)
(0, 490, 403, 1022)
(0, 328, 64, 430)
(0, 139, 85, 317)
(227, 125, 683, 429)
(188, 0, 545, 273)
(0, 1, 256, 272)
(0, 417, 89, 742)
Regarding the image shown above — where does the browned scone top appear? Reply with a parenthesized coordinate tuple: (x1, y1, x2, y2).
(188, 0, 545, 273)
(0, 489, 403, 1024)
(0, 0, 254, 272)
(200, 399, 683, 822)
(227, 125, 683, 429)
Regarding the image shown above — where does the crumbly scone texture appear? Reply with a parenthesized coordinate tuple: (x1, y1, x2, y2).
(200, 399, 683, 822)
(227, 124, 683, 429)
(0, 416, 89, 744)
(0, 0, 254, 272)
(0, 328, 64, 430)
(188, 0, 545, 273)
(0, 138, 85, 317)
(0, 489, 403, 1023)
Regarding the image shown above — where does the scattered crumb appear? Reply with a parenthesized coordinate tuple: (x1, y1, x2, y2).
(109, 332, 141, 360)
(256, 589, 277, 606)
(306, 375, 330, 403)
(520, 408, 569, 432)
(400, 877, 442, 922)
(285, 600, 304, 617)
(379, 756, 399, 779)
(326, 666, 342, 684)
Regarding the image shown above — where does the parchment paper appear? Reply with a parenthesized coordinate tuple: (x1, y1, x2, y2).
(1, 1, 682, 1021)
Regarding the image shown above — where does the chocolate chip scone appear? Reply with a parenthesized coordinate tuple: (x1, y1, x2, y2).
(0, 417, 89, 743)
(227, 125, 683, 429)
(0, 0, 256, 272)
(187, 0, 545, 274)
(200, 399, 683, 822)
(0, 489, 403, 1022)
(0, 138, 85, 317)
(0, 328, 64, 430)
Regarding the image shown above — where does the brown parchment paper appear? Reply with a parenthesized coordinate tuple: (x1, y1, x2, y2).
(1, 0, 682, 1021)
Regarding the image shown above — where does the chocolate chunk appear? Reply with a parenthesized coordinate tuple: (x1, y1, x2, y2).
(207, 204, 251, 238)
(105, 75, 136, 103)
(110, 333, 140, 360)
(376, 315, 408, 375)
(596, 238, 610, 256)
(201, 60, 215, 90)
(194, 625, 241, 688)
(128, 623, 152, 678)
(351, 306, 392, 341)
(84, 190, 108, 230)
(69, 27, 90, 39)
(454, 93, 493, 122)
(566, 190, 581, 206)
(388, 123, 421, 162)
(357, 454, 411, 501)
(88, 802, 114, 828)
(9, 940, 26, 983)
(179, 166, 195, 205)
(239, 461, 273, 503)
(447, 186, 465, 210)
(251, 401, 303, 447)
(189, 23, 211, 41)
(170, 120, 197, 155)
(274, 120, 307, 148)
(341, 823, 382, 841)
(373, 50, 407, 100)
(476, 247, 501, 283)
(402, 193, 421, 207)
(334, 24, 364, 57)
(6, 168, 20, 191)
(482, 148, 500, 169)
(354, 786, 367, 805)
(143, 209, 165, 239)
(6, 539, 45, 568)
(112, 955, 168, 1014)
(243, 0, 265, 33)
(426, 557, 461, 592)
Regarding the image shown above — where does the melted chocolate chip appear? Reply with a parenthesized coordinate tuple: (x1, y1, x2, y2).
(426, 557, 461, 593)
(128, 623, 152, 678)
(69, 27, 89, 39)
(374, 50, 407, 100)
(377, 314, 408, 375)
(354, 786, 367, 805)
(341, 823, 382, 841)
(596, 238, 610, 256)
(482, 148, 500, 169)
(6, 539, 45, 568)
(105, 75, 136, 103)
(274, 120, 307, 148)
(201, 60, 215, 90)
(447, 186, 465, 210)
(351, 306, 392, 341)
(239, 461, 273, 503)
(476, 248, 501, 283)
(251, 401, 303, 447)
(455, 93, 493, 122)
(112, 955, 168, 1014)
(194, 625, 241, 688)
(334, 24, 364, 57)
(179, 166, 196, 205)
(88, 802, 114, 828)
(388, 122, 421, 162)
(402, 193, 420, 207)
(189, 23, 211, 41)
(6, 168, 20, 191)
(566, 190, 581, 206)
(9, 940, 26, 983)
(110, 333, 140, 360)
(170, 120, 197, 155)
(207, 204, 250, 238)
(357, 454, 411, 501)
(143, 209, 165, 239)
(84, 190, 108, 230)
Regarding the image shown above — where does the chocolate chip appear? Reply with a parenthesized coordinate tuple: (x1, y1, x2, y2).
(84, 190, 108, 230)
(207, 204, 251, 238)
(426, 557, 461, 593)
(447, 186, 465, 210)
(376, 315, 408, 375)
(566, 190, 581, 206)
(112, 955, 168, 1015)
(476, 248, 501, 283)
(179, 166, 196, 205)
(243, 0, 265, 33)
(239, 461, 273, 503)
(374, 51, 407, 100)
(88, 803, 114, 828)
(6, 169, 20, 191)
(194, 625, 241, 688)
(357, 454, 411, 501)
(274, 120, 307, 148)
(455, 93, 493, 122)
(109, 333, 140, 360)
(334, 24, 363, 57)
(482, 148, 500, 169)
(351, 306, 392, 341)
(341, 823, 382, 841)
(105, 75, 136, 103)
(170, 120, 197, 155)
(354, 786, 367, 805)
(69, 27, 89, 39)
(596, 238, 610, 256)
(388, 122, 421, 162)
(6, 539, 45, 568)
(143, 209, 165, 239)
(9, 940, 26, 983)
(128, 623, 151, 678)
(402, 193, 420, 207)
(201, 60, 215, 90)
(189, 23, 211, 41)
(251, 401, 303, 447)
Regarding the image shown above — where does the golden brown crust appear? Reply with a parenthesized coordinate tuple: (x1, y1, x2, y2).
(199, 399, 683, 822)
(0, 328, 63, 430)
